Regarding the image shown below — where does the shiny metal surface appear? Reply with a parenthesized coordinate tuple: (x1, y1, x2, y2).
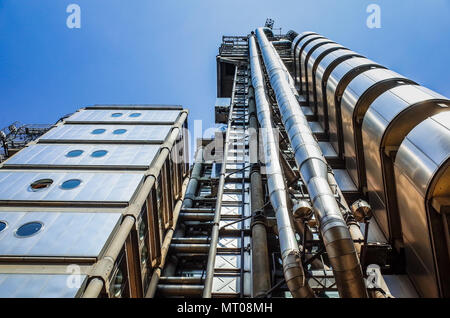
(293, 33, 324, 90)
(0, 211, 121, 258)
(40, 124, 172, 144)
(0, 171, 144, 204)
(249, 35, 313, 298)
(326, 57, 385, 158)
(341, 68, 414, 190)
(256, 28, 367, 298)
(394, 112, 450, 297)
(66, 109, 181, 124)
(3, 144, 160, 170)
(0, 274, 87, 298)
(315, 49, 363, 133)
(362, 85, 450, 240)
(306, 43, 346, 108)
(292, 32, 317, 86)
(300, 38, 335, 97)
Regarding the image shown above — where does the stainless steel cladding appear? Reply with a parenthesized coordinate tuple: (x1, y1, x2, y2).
(40, 124, 172, 144)
(4, 144, 161, 170)
(325, 57, 385, 159)
(300, 38, 335, 98)
(0, 105, 189, 298)
(306, 43, 346, 109)
(361, 85, 449, 243)
(394, 112, 450, 297)
(249, 35, 313, 298)
(292, 32, 322, 90)
(315, 49, 363, 134)
(340, 68, 415, 192)
(256, 27, 368, 298)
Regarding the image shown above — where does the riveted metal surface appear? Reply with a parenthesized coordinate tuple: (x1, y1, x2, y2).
(40, 124, 172, 144)
(340, 68, 414, 189)
(0, 171, 144, 205)
(66, 109, 181, 124)
(315, 49, 362, 133)
(3, 144, 160, 170)
(0, 211, 121, 258)
(0, 274, 88, 298)
(326, 57, 385, 158)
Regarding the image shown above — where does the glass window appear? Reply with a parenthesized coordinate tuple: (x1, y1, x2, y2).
(15, 222, 43, 238)
(111, 113, 123, 118)
(0, 221, 7, 233)
(66, 150, 84, 158)
(113, 129, 127, 135)
(60, 179, 82, 190)
(91, 150, 108, 158)
(91, 128, 106, 135)
(30, 179, 53, 191)
(129, 113, 142, 118)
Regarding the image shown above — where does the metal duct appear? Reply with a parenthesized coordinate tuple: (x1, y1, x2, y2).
(255, 27, 368, 298)
(286, 30, 299, 41)
(249, 35, 314, 298)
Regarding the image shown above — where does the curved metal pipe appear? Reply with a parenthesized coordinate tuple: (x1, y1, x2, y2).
(249, 35, 314, 298)
(255, 27, 368, 298)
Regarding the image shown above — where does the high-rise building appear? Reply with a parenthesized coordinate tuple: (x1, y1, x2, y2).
(0, 23, 449, 299)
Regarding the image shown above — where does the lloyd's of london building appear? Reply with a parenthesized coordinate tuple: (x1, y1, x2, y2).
(0, 22, 449, 298)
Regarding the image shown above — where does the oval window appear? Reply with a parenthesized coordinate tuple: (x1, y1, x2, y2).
(60, 179, 82, 190)
(30, 179, 53, 191)
(91, 128, 106, 135)
(66, 150, 84, 158)
(113, 129, 127, 135)
(91, 150, 108, 158)
(111, 113, 123, 118)
(15, 222, 43, 238)
(0, 221, 7, 233)
(129, 113, 142, 118)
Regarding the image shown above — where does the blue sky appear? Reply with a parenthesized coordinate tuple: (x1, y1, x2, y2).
(1, 0, 449, 142)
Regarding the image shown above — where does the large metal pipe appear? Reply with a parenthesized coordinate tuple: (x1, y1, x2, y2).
(248, 84, 272, 297)
(184, 148, 204, 209)
(255, 28, 368, 298)
(249, 35, 314, 298)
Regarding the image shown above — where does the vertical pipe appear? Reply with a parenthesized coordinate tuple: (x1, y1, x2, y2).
(248, 84, 272, 297)
(249, 35, 314, 298)
(255, 27, 367, 298)
(202, 65, 238, 298)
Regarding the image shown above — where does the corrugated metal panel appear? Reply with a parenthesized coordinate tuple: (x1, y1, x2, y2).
(39, 125, 172, 144)
(3, 144, 160, 169)
(0, 211, 121, 258)
(0, 171, 144, 204)
(0, 274, 87, 298)
(66, 109, 181, 124)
